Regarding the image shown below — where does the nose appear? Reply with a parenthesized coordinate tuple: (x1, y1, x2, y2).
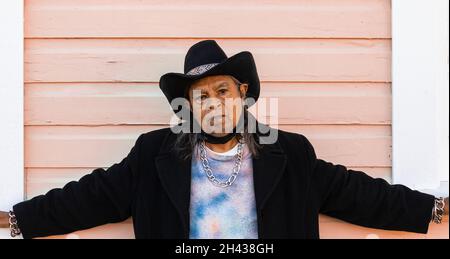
(206, 98, 222, 111)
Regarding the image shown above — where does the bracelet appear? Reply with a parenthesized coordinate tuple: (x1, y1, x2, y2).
(8, 210, 21, 238)
(432, 197, 445, 224)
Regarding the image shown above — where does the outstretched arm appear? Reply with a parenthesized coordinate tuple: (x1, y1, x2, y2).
(0, 134, 144, 238)
(300, 134, 447, 234)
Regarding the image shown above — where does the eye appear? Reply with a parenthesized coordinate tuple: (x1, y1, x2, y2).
(218, 89, 227, 95)
(193, 94, 207, 102)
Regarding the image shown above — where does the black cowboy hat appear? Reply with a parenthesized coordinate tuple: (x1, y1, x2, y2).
(159, 40, 260, 113)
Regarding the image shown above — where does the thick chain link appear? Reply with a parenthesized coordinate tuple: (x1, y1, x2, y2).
(432, 197, 445, 224)
(9, 211, 21, 237)
(199, 138, 244, 188)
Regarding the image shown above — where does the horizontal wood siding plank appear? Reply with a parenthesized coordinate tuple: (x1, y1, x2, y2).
(25, 39, 391, 83)
(38, 218, 135, 239)
(319, 215, 449, 239)
(25, 0, 391, 39)
(25, 82, 391, 125)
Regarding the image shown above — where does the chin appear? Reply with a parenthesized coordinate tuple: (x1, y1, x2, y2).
(216, 126, 236, 135)
(203, 129, 227, 136)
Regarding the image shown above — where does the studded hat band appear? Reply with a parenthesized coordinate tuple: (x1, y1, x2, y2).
(186, 63, 220, 76)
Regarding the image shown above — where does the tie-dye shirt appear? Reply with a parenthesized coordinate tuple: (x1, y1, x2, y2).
(189, 142, 258, 239)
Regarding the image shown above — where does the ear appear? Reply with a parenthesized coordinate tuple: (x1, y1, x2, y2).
(239, 83, 249, 97)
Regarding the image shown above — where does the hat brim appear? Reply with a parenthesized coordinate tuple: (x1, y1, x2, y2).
(159, 51, 260, 111)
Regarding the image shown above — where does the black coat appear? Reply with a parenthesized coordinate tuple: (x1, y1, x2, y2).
(13, 122, 435, 239)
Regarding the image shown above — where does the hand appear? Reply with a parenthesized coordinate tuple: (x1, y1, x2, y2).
(0, 211, 9, 228)
(445, 197, 449, 215)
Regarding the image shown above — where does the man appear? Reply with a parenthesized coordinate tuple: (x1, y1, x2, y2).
(0, 40, 448, 239)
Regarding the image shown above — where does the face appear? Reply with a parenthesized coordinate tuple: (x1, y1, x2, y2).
(187, 75, 248, 136)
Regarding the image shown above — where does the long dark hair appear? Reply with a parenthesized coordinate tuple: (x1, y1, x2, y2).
(173, 76, 262, 161)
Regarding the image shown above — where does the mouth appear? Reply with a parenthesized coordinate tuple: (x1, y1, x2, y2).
(208, 113, 225, 120)
(209, 114, 226, 125)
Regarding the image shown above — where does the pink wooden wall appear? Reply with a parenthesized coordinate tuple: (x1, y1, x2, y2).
(24, 0, 448, 239)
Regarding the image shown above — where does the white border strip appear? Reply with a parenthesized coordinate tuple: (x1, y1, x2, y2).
(0, 1, 24, 212)
(392, 0, 449, 191)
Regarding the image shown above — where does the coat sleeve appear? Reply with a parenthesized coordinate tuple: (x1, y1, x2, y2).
(12, 134, 144, 239)
(300, 134, 436, 234)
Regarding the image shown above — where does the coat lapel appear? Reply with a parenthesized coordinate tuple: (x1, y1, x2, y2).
(155, 133, 192, 238)
(252, 141, 287, 212)
(154, 122, 287, 238)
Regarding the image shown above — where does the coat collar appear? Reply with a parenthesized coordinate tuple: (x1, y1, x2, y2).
(154, 120, 287, 238)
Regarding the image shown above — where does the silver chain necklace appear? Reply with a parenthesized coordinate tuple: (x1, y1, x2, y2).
(199, 138, 244, 188)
